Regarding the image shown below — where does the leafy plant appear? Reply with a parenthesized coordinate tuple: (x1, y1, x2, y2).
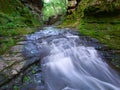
(13, 85, 18, 90)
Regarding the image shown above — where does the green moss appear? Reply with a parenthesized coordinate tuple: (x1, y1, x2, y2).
(0, 0, 42, 54)
(0, 0, 41, 27)
(61, 17, 120, 68)
(76, 0, 120, 17)
(77, 22, 120, 49)
(61, 0, 120, 50)
(23, 76, 30, 83)
(0, 27, 34, 54)
(13, 85, 19, 90)
(0, 0, 22, 14)
(60, 0, 120, 69)
(0, 37, 15, 53)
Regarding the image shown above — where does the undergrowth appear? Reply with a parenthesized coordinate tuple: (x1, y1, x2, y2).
(0, 0, 42, 54)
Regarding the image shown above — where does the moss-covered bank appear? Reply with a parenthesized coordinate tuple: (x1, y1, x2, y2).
(0, 0, 42, 54)
(60, 0, 120, 68)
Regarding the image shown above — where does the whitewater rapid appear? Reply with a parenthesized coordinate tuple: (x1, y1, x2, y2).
(25, 27, 120, 90)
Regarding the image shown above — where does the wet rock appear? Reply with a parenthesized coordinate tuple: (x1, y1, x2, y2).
(1, 27, 119, 89)
(0, 74, 7, 83)
(0, 61, 44, 90)
(0, 44, 26, 88)
(9, 45, 24, 53)
(11, 70, 18, 75)
(0, 59, 7, 71)
(17, 41, 27, 45)
(12, 61, 26, 72)
(0, 38, 45, 89)
(21, 84, 45, 90)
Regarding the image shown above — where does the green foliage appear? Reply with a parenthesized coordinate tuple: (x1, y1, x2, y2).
(76, 0, 90, 17)
(42, 0, 67, 21)
(13, 85, 19, 90)
(23, 76, 29, 82)
(32, 70, 36, 74)
(0, 27, 34, 54)
(0, 0, 42, 54)
(22, 75, 32, 83)
(0, 37, 15, 54)
(0, 0, 41, 28)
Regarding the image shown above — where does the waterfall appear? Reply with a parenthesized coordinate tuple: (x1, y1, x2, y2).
(25, 27, 120, 90)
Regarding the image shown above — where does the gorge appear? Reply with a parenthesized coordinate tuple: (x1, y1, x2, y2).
(0, 0, 120, 90)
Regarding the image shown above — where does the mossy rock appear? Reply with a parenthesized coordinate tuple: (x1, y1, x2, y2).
(76, 0, 120, 17)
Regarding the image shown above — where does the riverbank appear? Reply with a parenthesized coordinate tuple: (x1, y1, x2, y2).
(59, 0, 120, 68)
(60, 15, 120, 49)
(0, 0, 43, 54)
(59, 17, 120, 68)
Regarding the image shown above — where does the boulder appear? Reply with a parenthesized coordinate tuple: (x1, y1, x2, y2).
(0, 42, 26, 87)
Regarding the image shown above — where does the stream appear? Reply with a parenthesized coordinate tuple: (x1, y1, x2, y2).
(24, 26, 120, 90)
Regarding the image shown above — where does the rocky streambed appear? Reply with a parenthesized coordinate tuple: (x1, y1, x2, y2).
(0, 26, 120, 90)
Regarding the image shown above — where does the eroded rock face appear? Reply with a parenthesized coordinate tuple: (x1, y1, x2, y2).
(77, 0, 120, 17)
(21, 0, 43, 10)
(68, 0, 77, 7)
(0, 38, 44, 89)
(20, 0, 43, 21)
(0, 41, 26, 87)
(67, 0, 77, 14)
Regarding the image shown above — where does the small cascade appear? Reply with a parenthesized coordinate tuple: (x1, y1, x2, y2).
(25, 27, 120, 90)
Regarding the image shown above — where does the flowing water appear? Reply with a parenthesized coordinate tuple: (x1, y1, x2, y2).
(25, 27, 120, 90)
